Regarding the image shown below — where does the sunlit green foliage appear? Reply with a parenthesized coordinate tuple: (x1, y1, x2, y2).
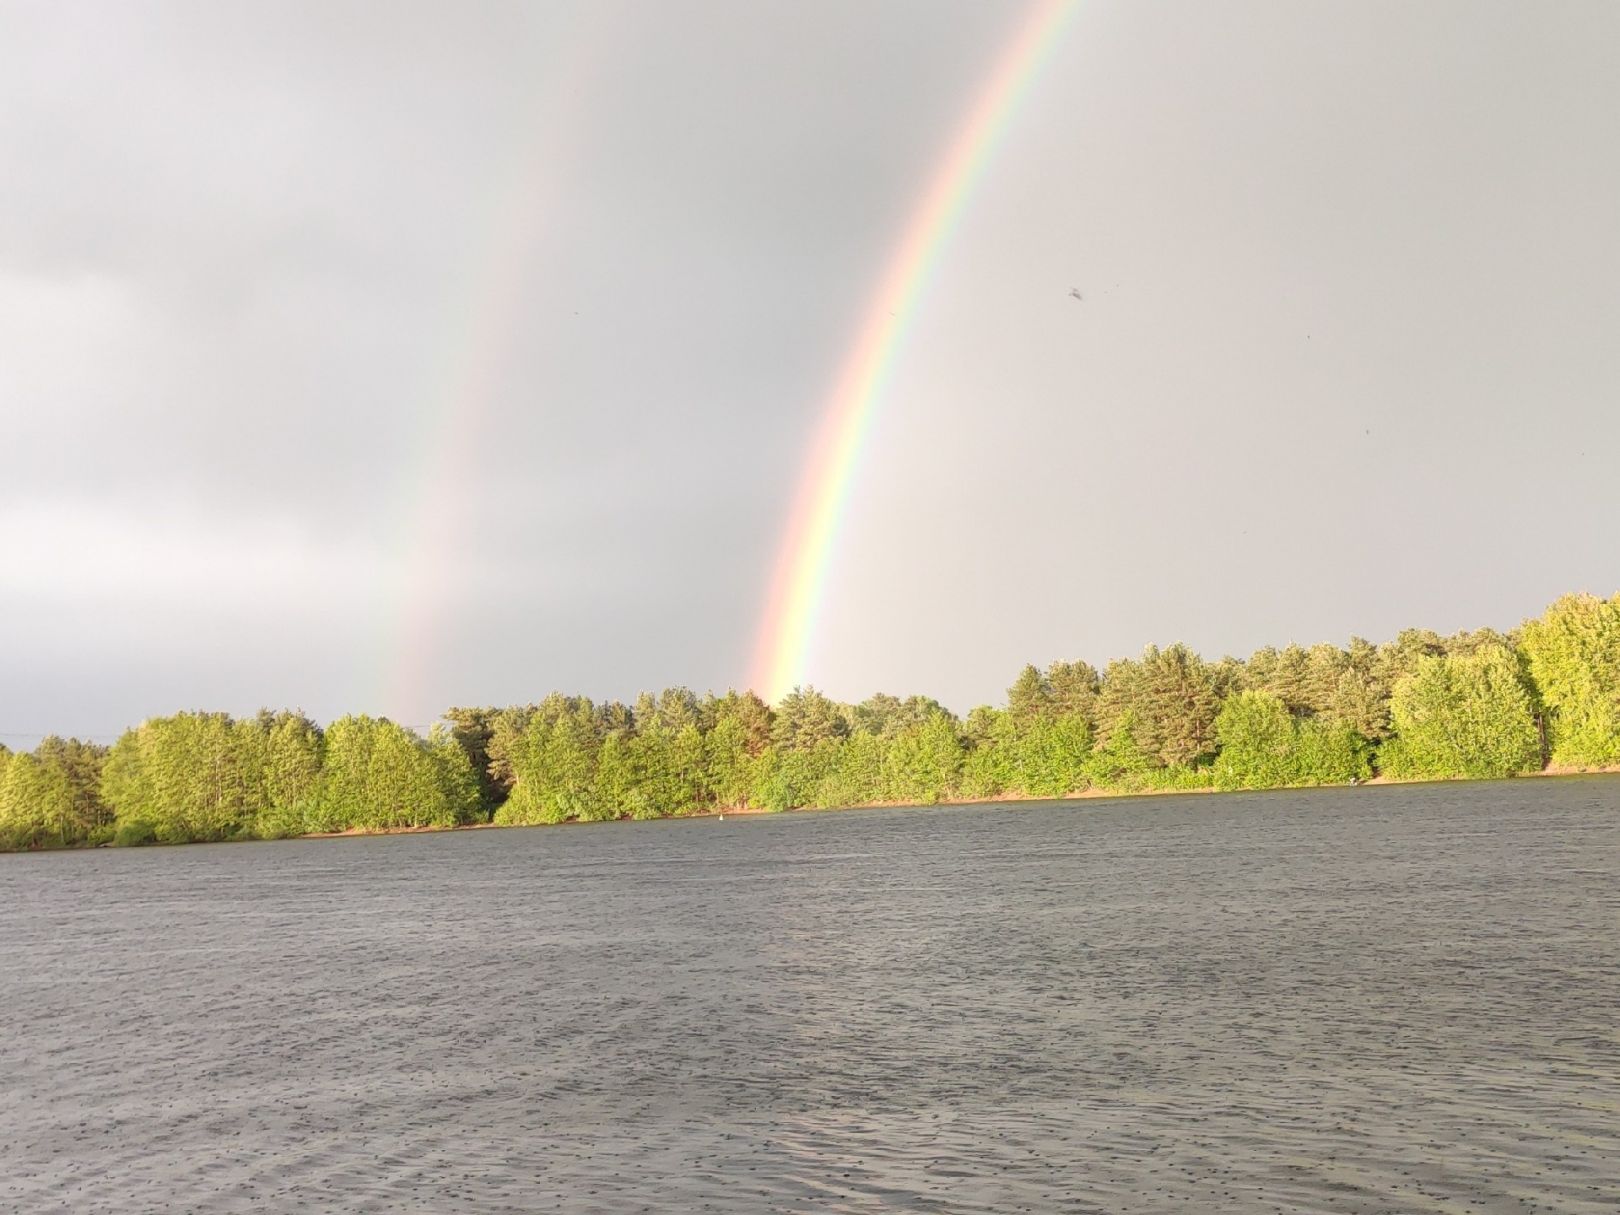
(1009, 714, 1092, 798)
(1519, 593, 1620, 767)
(1047, 660, 1101, 720)
(886, 711, 966, 804)
(31, 736, 109, 844)
(1379, 645, 1542, 780)
(958, 707, 1016, 799)
(1212, 692, 1370, 790)
(441, 706, 504, 816)
(1095, 644, 1220, 768)
(753, 739, 841, 812)
(1082, 710, 1173, 790)
(256, 712, 324, 838)
(703, 691, 770, 809)
(99, 709, 473, 842)
(815, 729, 886, 807)
(1, 750, 74, 848)
(4, 592, 1616, 851)
(103, 713, 258, 843)
(771, 686, 849, 752)
(494, 697, 599, 825)
(1006, 664, 1053, 725)
(308, 714, 372, 832)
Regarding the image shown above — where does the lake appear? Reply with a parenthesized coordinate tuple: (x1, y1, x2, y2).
(2, 778, 1617, 1213)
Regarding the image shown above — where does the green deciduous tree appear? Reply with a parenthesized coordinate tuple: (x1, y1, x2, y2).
(33, 736, 109, 842)
(886, 711, 966, 804)
(1009, 713, 1092, 798)
(1379, 645, 1541, 780)
(495, 698, 601, 825)
(702, 715, 754, 810)
(752, 740, 841, 812)
(1213, 692, 1369, 790)
(959, 707, 1015, 799)
(0, 751, 73, 848)
(1519, 593, 1620, 767)
(1081, 710, 1160, 789)
(817, 729, 887, 807)
(310, 714, 378, 832)
(256, 712, 324, 838)
(16, 588, 1620, 853)
(102, 714, 258, 843)
(310, 716, 479, 832)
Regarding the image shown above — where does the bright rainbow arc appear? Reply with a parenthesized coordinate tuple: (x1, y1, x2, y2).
(750, 0, 1077, 703)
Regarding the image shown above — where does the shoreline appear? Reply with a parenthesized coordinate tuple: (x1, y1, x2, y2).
(146, 764, 1620, 847)
(9, 765, 1617, 855)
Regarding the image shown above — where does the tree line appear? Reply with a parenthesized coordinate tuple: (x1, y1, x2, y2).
(2, 592, 1617, 851)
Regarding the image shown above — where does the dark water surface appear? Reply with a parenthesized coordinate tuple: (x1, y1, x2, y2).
(3, 780, 1618, 1213)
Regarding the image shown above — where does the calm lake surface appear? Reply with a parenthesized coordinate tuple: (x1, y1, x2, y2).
(2, 780, 1618, 1213)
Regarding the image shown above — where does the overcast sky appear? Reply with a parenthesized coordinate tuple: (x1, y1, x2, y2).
(3, 0, 1618, 743)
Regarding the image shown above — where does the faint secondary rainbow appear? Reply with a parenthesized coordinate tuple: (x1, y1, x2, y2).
(375, 18, 610, 723)
(751, 0, 1077, 703)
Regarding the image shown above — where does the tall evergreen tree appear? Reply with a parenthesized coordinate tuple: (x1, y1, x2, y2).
(1006, 664, 1053, 725)
(1046, 660, 1100, 722)
(441, 706, 506, 814)
(771, 687, 849, 752)
(33, 735, 109, 841)
(1096, 645, 1220, 768)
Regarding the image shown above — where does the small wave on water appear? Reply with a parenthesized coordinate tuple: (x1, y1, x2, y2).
(1, 779, 1617, 1212)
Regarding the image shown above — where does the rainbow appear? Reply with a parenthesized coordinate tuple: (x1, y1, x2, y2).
(375, 19, 610, 723)
(750, 0, 1077, 703)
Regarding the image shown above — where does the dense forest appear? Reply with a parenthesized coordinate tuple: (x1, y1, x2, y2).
(2, 592, 1618, 852)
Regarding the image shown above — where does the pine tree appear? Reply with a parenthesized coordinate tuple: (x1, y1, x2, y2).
(1006, 664, 1053, 725)
(771, 687, 849, 752)
(441, 706, 506, 813)
(959, 708, 1016, 798)
(1097, 645, 1219, 768)
(1046, 661, 1100, 722)
(33, 735, 109, 841)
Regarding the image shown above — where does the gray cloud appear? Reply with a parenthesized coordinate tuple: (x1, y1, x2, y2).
(2, 0, 1618, 744)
